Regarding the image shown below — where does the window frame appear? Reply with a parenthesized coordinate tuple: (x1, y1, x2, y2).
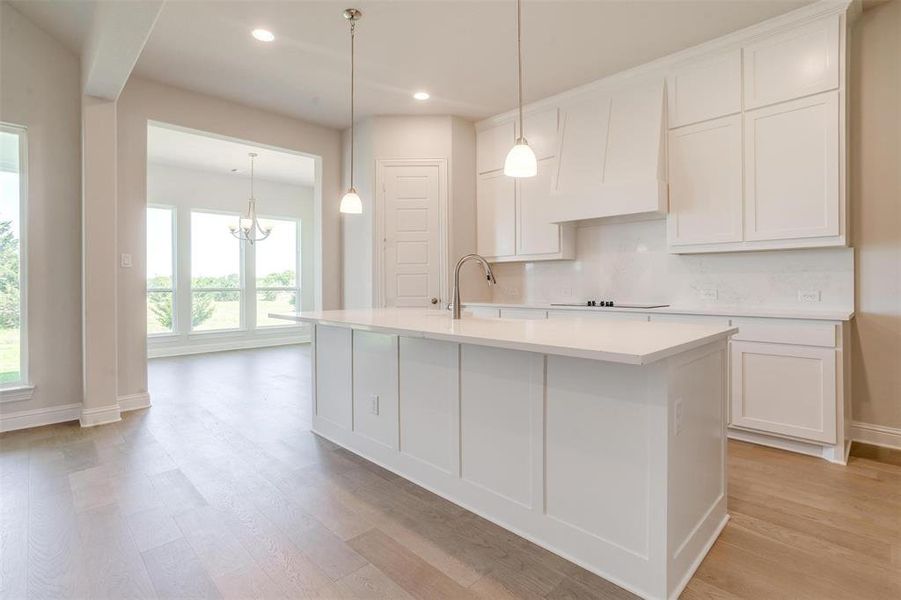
(146, 204, 177, 338)
(0, 123, 29, 393)
(188, 208, 246, 334)
(253, 216, 302, 329)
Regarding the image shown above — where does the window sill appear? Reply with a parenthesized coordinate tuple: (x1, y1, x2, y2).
(0, 385, 35, 404)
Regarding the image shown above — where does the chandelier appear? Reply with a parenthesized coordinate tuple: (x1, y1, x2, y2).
(229, 152, 272, 245)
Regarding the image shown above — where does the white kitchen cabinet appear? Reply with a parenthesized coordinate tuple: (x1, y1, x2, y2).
(476, 171, 515, 258)
(744, 91, 840, 242)
(743, 15, 840, 109)
(517, 159, 566, 257)
(667, 115, 743, 246)
(353, 331, 399, 449)
(477, 121, 515, 174)
(463, 306, 500, 319)
(667, 50, 742, 128)
(730, 340, 837, 444)
(549, 81, 666, 223)
(516, 108, 558, 161)
(314, 325, 352, 430)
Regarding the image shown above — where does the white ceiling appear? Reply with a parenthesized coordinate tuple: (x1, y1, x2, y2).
(13, 0, 814, 129)
(147, 124, 316, 187)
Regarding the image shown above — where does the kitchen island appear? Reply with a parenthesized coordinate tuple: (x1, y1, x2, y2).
(271, 309, 736, 600)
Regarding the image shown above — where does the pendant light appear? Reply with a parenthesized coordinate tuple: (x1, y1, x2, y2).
(503, 0, 537, 178)
(229, 152, 272, 245)
(339, 8, 363, 214)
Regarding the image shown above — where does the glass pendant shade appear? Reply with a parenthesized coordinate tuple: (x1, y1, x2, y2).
(504, 138, 538, 177)
(339, 188, 363, 214)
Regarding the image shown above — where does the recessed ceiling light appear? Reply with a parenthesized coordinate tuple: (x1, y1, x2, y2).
(252, 28, 275, 42)
(413, 91, 430, 101)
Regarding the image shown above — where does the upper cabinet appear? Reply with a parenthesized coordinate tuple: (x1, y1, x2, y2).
(666, 11, 848, 254)
(477, 121, 514, 174)
(548, 79, 667, 223)
(667, 50, 742, 128)
(516, 108, 558, 161)
(743, 15, 840, 110)
(476, 171, 516, 258)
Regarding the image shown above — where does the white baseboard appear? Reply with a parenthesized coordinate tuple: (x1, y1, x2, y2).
(118, 392, 151, 412)
(727, 428, 846, 464)
(148, 335, 310, 358)
(80, 404, 121, 428)
(851, 421, 901, 450)
(0, 402, 82, 433)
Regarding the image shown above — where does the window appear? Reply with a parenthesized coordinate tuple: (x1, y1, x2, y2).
(0, 125, 26, 388)
(255, 218, 300, 327)
(190, 211, 242, 331)
(146, 206, 175, 334)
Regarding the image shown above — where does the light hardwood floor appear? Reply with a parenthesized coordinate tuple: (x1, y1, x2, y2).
(1, 345, 899, 600)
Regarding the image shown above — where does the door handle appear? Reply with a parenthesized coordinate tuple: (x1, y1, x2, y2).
(430, 297, 439, 305)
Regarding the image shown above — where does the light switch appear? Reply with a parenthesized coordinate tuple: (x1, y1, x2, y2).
(120, 253, 133, 268)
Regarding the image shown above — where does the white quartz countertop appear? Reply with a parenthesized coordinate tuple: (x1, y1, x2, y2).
(271, 308, 737, 365)
(463, 301, 854, 321)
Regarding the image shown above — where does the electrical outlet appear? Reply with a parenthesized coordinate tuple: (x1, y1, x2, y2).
(673, 398, 684, 436)
(120, 253, 132, 268)
(798, 290, 821, 303)
(560, 287, 573, 298)
(698, 288, 718, 301)
(369, 395, 379, 416)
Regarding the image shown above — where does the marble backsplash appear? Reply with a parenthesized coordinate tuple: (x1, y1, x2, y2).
(490, 217, 854, 311)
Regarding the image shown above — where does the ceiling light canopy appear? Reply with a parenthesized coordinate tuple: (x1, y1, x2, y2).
(340, 8, 364, 215)
(503, 0, 537, 178)
(413, 91, 430, 101)
(252, 28, 275, 42)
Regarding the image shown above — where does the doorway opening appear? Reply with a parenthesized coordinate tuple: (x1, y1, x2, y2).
(144, 122, 321, 357)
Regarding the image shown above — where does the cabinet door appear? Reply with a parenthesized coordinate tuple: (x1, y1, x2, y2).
(517, 107, 558, 161)
(743, 15, 840, 109)
(667, 115, 742, 246)
(517, 158, 560, 256)
(667, 50, 741, 128)
(551, 89, 612, 203)
(477, 121, 515, 174)
(477, 171, 516, 258)
(730, 341, 837, 443)
(744, 91, 839, 241)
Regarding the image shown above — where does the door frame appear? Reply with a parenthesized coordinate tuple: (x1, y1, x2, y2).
(374, 159, 450, 309)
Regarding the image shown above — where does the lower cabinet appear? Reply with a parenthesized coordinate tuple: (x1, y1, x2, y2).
(548, 309, 649, 322)
(730, 340, 837, 444)
(500, 308, 547, 320)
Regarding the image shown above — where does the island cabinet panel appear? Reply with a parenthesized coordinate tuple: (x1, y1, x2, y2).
(545, 356, 653, 558)
(352, 331, 399, 449)
(459, 345, 543, 509)
(314, 325, 353, 430)
(398, 338, 459, 474)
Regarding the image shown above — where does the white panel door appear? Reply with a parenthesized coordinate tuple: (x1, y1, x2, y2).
(517, 107, 558, 161)
(731, 340, 837, 443)
(315, 325, 353, 430)
(353, 331, 399, 449)
(667, 50, 742, 128)
(476, 171, 516, 258)
(743, 15, 840, 109)
(744, 91, 839, 241)
(517, 158, 560, 256)
(551, 89, 612, 204)
(383, 164, 441, 308)
(477, 121, 515, 173)
(667, 115, 743, 246)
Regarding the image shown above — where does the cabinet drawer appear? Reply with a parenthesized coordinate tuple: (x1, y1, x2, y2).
(731, 318, 836, 347)
(547, 310, 649, 322)
(649, 314, 731, 327)
(500, 308, 547, 320)
(464, 306, 500, 319)
(730, 340, 837, 443)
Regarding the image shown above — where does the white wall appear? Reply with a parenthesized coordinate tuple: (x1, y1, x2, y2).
(0, 3, 83, 414)
(117, 77, 342, 399)
(849, 1, 901, 431)
(341, 115, 489, 309)
(489, 217, 855, 311)
(147, 162, 316, 312)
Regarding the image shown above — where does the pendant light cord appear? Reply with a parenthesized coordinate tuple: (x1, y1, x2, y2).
(250, 154, 255, 200)
(516, 0, 524, 141)
(350, 18, 355, 190)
